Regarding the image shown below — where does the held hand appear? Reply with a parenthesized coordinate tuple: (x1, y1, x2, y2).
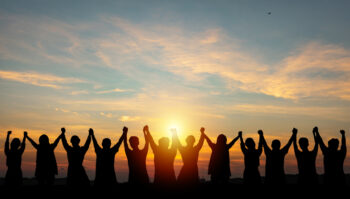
(292, 128, 298, 135)
(258, 130, 263, 136)
(89, 128, 94, 136)
(123, 126, 128, 133)
(313, 126, 318, 133)
(24, 131, 28, 137)
(143, 125, 149, 133)
(7, 131, 12, 135)
(61, 127, 66, 134)
(340, 130, 345, 135)
(238, 131, 242, 137)
(200, 127, 205, 134)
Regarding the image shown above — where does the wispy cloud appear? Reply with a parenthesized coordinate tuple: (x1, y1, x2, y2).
(0, 70, 83, 89)
(119, 115, 140, 122)
(96, 88, 131, 94)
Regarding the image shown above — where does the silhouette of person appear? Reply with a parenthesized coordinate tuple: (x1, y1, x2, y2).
(293, 127, 319, 184)
(204, 131, 239, 183)
(146, 126, 177, 186)
(315, 129, 347, 185)
(260, 129, 296, 184)
(239, 131, 263, 184)
(91, 127, 125, 187)
(26, 132, 61, 186)
(4, 131, 26, 186)
(174, 127, 205, 186)
(124, 125, 149, 184)
(61, 127, 91, 187)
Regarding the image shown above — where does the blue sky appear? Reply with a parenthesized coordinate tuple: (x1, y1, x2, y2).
(0, 0, 350, 180)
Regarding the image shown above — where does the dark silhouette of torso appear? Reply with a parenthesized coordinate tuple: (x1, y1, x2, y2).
(125, 148, 149, 184)
(95, 148, 118, 185)
(35, 144, 58, 184)
(208, 144, 231, 182)
(153, 147, 177, 184)
(65, 146, 90, 186)
(295, 150, 318, 184)
(5, 145, 25, 185)
(265, 149, 287, 184)
(322, 149, 346, 184)
(177, 146, 201, 184)
(242, 149, 261, 184)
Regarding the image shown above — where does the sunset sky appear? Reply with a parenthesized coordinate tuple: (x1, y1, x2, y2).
(0, 0, 350, 181)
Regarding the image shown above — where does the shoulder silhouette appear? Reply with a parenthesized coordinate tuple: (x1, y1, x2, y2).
(239, 131, 262, 184)
(4, 131, 26, 186)
(26, 131, 61, 186)
(91, 127, 125, 187)
(146, 126, 177, 186)
(124, 125, 149, 184)
(316, 129, 347, 184)
(61, 127, 91, 187)
(293, 127, 319, 184)
(204, 130, 239, 183)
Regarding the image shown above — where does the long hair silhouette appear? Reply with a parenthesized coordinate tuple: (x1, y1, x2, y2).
(293, 127, 319, 184)
(26, 132, 61, 185)
(174, 127, 205, 186)
(239, 131, 263, 184)
(124, 125, 149, 184)
(4, 131, 26, 186)
(315, 129, 347, 184)
(91, 127, 125, 187)
(204, 131, 239, 183)
(61, 128, 91, 187)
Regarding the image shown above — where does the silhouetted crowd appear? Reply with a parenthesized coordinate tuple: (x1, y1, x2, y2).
(3, 126, 347, 187)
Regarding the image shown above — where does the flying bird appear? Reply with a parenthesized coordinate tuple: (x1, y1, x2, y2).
(267, 12, 272, 15)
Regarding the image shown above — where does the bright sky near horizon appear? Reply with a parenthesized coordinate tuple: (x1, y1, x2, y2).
(0, 0, 350, 181)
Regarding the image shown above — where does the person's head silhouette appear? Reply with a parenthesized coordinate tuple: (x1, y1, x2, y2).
(185, 135, 195, 147)
(299, 137, 309, 151)
(158, 137, 170, 150)
(10, 138, 21, 150)
(217, 134, 227, 146)
(102, 138, 111, 149)
(245, 138, 256, 150)
(271, 139, 281, 151)
(129, 136, 139, 150)
(39, 134, 49, 146)
(71, 135, 80, 147)
(328, 138, 339, 151)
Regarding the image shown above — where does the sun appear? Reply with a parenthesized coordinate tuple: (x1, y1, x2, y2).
(166, 121, 183, 138)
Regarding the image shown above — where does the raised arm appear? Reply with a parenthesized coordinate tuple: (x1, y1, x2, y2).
(145, 126, 157, 151)
(239, 131, 247, 154)
(26, 134, 39, 149)
(312, 127, 319, 154)
(142, 125, 149, 152)
(281, 130, 297, 154)
(195, 127, 206, 151)
(19, 131, 27, 154)
(171, 128, 183, 151)
(123, 127, 130, 153)
(60, 128, 70, 151)
(82, 130, 92, 153)
(170, 128, 178, 152)
(340, 130, 346, 155)
(51, 133, 62, 150)
(257, 131, 263, 155)
(258, 130, 271, 154)
(227, 132, 239, 149)
(314, 127, 326, 153)
(203, 131, 215, 149)
(112, 127, 127, 153)
(5, 131, 11, 155)
(90, 128, 101, 153)
(292, 128, 300, 155)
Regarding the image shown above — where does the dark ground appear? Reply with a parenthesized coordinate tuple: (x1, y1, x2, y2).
(0, 175, 349, 197)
